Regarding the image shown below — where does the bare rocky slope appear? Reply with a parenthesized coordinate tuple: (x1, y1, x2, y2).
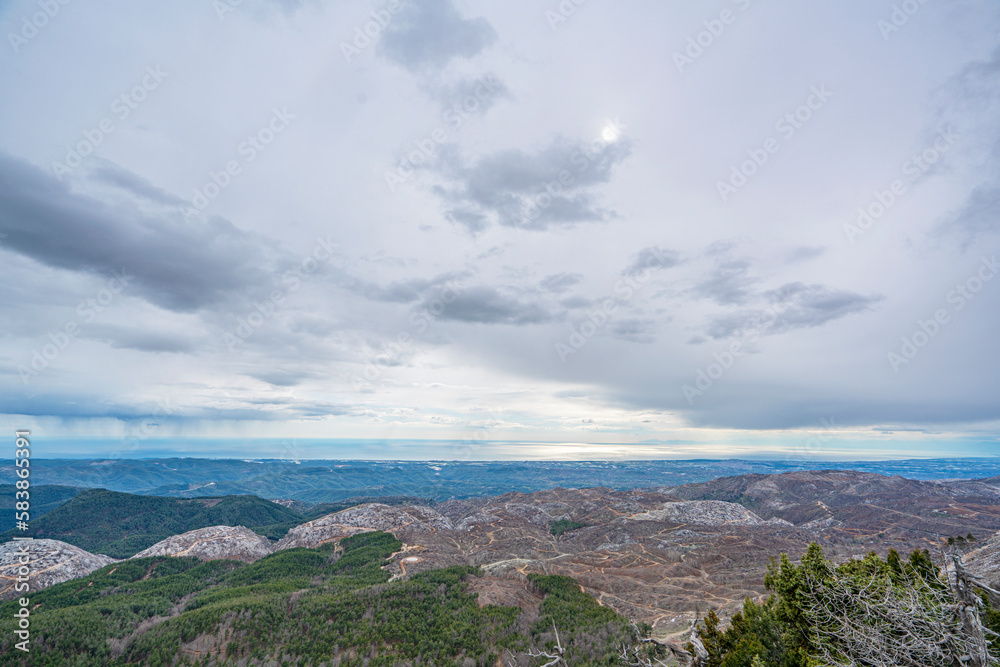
(663, 469, 1000, 538)
(7, 469, 1000, 632)
(131, 525, 274, 563)
(963, 531, 1000, 587)
(0, 539, 117, 599)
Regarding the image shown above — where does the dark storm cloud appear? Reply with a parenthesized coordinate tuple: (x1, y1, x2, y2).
(87, 159, 189, 208)
(429, 137, 631, 233)
(702, 283, 882, 340)
(379, 0, 497, 72)
(423, 285, 551, 325)
(0, 153, 278, 313)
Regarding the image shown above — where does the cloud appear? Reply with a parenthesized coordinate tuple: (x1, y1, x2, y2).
(379, 0, 497, 72)
(540, 273, 583, 293)
(0, 153, 280, 313)
(622, 246, 682, 277)
(423, 72, 511, 115)
(610, 318, 657, 343)
(248, 369, 317, 387)
(704, 239, 740, 256)
(937, 43, 1000, 245)
(785, 246, 826, 263)
(84, 324, 198, 354)
(342, 269, 472, 304)
(764, 283, 883, 335)
(942, 146, 1000, 245)
(703, 282, 883, 340)
(86, 159, 189, 208)
(428, 136, 631, 233)
(444, 207, 490, 234)
(423, 285, 551, 325)
(691, 260, 756, 306)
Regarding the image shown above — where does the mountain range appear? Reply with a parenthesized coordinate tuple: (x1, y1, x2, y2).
(5, 466, 1000, 642)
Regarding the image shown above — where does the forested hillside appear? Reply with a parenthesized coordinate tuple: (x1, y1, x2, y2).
(0, 489, 306, 558)
(0, 531, 643, 666)
(0, 484, 81, 532)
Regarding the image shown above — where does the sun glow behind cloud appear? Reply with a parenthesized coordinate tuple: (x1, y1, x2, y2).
(0, 0, 998, 459)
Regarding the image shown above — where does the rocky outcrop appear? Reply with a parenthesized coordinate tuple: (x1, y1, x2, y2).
(275, 522, 374, 551)
(963, 531, 1000, 587)
(276, 503, 453, 551)
(132, 526, 273, 563)
(0, 539, 117, 599)
(631, 501, 770, 527)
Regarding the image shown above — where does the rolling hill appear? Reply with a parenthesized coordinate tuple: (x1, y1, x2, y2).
(0, 531, 646, 666)
(0, 484, 81, 532)
(0, 489, 307, 558)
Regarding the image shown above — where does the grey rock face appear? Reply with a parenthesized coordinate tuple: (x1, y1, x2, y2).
(0, 539, 118, 599)
(132, 525, 274, 563)
(963, 531, 1000, 586)
(274, 503, 450, 550)
(630, 500, 770, 527)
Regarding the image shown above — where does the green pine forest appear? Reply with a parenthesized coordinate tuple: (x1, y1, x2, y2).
(0, 487, 436, 559)
(0, 489, 306, 558)
(5, 487, 1000, 665)
(0, 531, 647, 666)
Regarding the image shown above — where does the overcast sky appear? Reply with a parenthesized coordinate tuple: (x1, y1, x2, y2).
(1, 0, 999, 460)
